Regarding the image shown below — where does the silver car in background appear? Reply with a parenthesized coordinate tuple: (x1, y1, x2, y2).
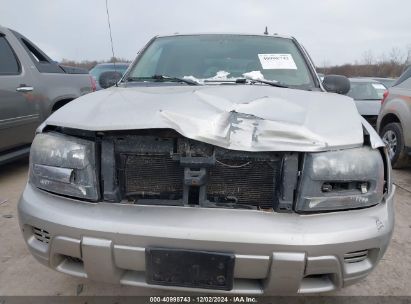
(347, 78, 387, 128)
(371, 77, 397, 88)
(18, 33, 394, 295)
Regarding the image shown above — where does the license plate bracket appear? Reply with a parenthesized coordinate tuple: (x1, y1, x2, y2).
(145, 248, 235, 290)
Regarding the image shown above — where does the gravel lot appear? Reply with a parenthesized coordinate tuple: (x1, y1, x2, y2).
(0, 158, 410, 296)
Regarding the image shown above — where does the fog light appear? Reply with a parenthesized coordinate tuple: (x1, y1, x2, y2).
(359, 182, 368, 194)
(321, 183, 333, 192)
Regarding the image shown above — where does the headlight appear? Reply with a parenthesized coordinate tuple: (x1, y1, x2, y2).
(29, 132, 99, 200)
(296, 147, 385, 212)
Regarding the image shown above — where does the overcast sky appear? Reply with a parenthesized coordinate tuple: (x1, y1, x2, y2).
(0, 0, 410, 66)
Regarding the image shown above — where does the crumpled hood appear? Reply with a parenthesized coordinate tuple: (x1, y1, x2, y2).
(46, 85, 366, 152)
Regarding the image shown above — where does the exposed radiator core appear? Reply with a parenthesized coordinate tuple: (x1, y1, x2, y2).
(124, 154, 184, 199)
(207, 159, 278, 209)
(115, 133, 284, 210)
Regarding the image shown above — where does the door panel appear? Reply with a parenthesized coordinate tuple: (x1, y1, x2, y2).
(0, 34, 39, 152)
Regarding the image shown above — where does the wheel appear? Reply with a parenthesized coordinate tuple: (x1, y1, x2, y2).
(381, 122, 410, 168)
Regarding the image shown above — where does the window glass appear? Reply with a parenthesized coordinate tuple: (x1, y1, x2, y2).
(398, 77, 411, 90)
(347, 82, 386, 100)
(128, 35, 315, 88)
(89, 64, 129, 78)
(0, 36, 20, 75)
(21, 38, 48, 63)
(395, 67, 411, 89)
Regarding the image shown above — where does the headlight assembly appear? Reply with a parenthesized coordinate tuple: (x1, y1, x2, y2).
(296, 147, 385, 212)
(29, 132, 99, 200)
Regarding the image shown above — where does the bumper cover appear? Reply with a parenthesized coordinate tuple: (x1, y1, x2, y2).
(18, 184, 395, 295)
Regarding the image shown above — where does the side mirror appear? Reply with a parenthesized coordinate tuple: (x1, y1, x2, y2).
(99, 71, 123, 89)
(322, 75, 350, 95)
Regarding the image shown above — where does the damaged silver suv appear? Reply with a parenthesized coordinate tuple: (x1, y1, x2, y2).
(18, 34, 394, 295)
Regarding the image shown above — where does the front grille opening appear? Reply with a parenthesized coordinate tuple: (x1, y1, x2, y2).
(123, 154, 184, 200)
(122, 153, 279, 209)
(207, 159, 278, 209)
(113, 134, 284, 210)
(344, 250, 369, 263)
(32, 226, 50, 244)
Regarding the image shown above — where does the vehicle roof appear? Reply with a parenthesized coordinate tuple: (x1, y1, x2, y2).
(0, 25, 12, 34)
(370, 77, 396, 81)
(353, 76, 396, 81)
(349, 78, 382, 83)
(93, 63, 129, 67)
(156, 32, 294, 40)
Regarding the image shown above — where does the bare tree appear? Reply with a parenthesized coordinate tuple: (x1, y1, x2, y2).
(107, 56, 131, 63)
(389, 47, 404, 65)
(361, 50, 374, 65)
(405, 44, 411, 66)
(59, 57, 131, 71)
(320, 59, 331, 74)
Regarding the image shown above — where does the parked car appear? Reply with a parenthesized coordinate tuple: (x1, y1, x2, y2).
(346, 78, 387, 127)
(377, 67, 411, 168)
(0, 25, 95, 164)
(352, 77, 397, 88)
(89, 62, 129, 90)
(371, 77, 397, 88)
(19, 33, 394, 295)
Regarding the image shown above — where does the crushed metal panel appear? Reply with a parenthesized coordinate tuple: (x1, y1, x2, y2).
(46, 85, 364, 152)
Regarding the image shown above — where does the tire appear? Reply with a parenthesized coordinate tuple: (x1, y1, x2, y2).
(381, 122, 410, 168)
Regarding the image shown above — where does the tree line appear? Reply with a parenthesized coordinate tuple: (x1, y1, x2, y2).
(61, 46, 411, 78)
(60, 57, 131, 71)
(317, 47, 411, 78)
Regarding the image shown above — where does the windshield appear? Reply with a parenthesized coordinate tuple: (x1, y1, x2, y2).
(347, 82, 386, 100)
(126, 35, 316, 88)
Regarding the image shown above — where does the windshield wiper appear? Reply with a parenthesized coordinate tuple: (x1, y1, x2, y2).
(127, 75, 200, 85)
(236, 77, 288, 88)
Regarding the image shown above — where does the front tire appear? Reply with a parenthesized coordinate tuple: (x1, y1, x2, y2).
(381, 122, 410, 168)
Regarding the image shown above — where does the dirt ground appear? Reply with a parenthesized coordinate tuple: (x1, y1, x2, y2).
(0, 158, 410, 296)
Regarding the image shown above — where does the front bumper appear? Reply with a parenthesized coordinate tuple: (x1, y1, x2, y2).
(18, 184, 395, 295)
